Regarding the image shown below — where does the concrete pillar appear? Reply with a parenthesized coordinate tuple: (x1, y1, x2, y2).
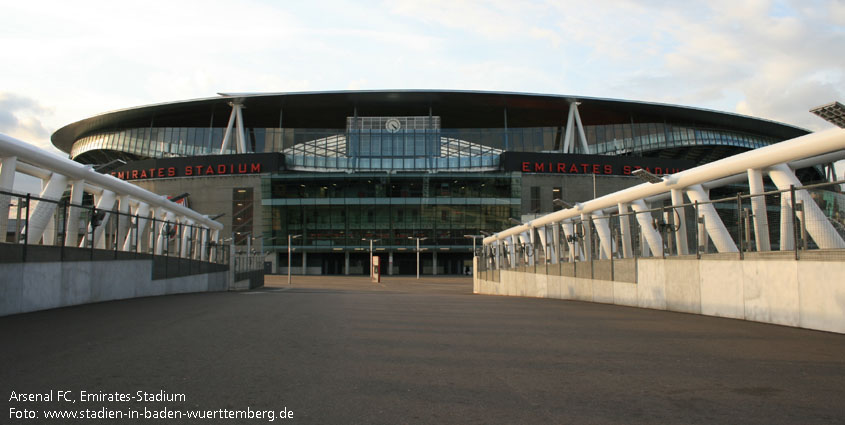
(26, 172, 69, 245)
(301, 251, 307, 275)
(670, 189, 689, 255)
(345, 252, 350, 275)
(747, 169, 771, 251)
(0, 156, 16, 242)
(388, 251, 394, 275)
(685, 185, 738, 253)
(433, 251, 438, 275)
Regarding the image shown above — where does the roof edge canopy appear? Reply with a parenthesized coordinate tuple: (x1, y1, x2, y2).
(52, 90, 809, 154)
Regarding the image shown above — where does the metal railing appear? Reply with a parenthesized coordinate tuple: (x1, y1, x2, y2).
(477, 180, 845, 275)
(2, 189, 230, 266)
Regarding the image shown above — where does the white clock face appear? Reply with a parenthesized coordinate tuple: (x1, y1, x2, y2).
(385, 118, 401, 133)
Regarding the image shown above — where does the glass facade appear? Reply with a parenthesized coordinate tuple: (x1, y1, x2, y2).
(261, 172, 520, 251)
(60, 94, 801, 275)
(69, 122, 780, 170)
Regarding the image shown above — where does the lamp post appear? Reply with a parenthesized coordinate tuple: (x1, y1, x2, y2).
(288, 234, 301, 285)
(362, 238, 379, 278)
(463, 234, 483, 256)
(463, 234, 484, 276)
(408, 236, 428, 279)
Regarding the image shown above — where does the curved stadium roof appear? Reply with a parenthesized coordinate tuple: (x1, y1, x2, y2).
(52, 90, 808, 155)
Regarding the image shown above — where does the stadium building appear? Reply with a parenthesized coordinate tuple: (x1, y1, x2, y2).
(51, 91, 811, 275)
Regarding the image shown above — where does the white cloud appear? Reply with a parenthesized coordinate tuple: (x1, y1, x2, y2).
(0, 0, 843, 151)
(0, 92, 56, 150)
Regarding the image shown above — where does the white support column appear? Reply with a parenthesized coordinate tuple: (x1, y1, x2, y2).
(64, 180, 85, 247)
(779, 192, 795, 251)
(517, 231, 530, 266)
(209, 229, 220, 262)
(199, 227, 209, 261)
(617, 203, 633, 258)
(685, 185, 738, 253)
(0, 156, 16, 241)
(537, 225, 548, 265)
(572, 103, 591, 154)
(91, 190, 116, 249)
(528, 229, 536, 266)
(155, 211, 175, 255)
(631, 199, 662, 257)
(219, 105, 239, 153)
(670, 189, 689, 255)
(495, 239, 503, 269)
(550, 223, 560, 264)
(25, 172, 69, 245)
(747, 168, 771, 251)
(117, 196, 131, 251)
(580, 214, 592, 261)
(509, 235, 518, 267)
(180, 219, 194, 258)
(768, 164, 845, 249)
(562, 103, 576, 153)
(136, 203, 151, 253)
(562, 221, 579, 261)
(235, 103, 247, 154)
(592, 211, 613, 260)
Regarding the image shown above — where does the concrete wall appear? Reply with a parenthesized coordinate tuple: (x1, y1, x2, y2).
(476, 257, 845, 334)
(0, 259, 228, 317)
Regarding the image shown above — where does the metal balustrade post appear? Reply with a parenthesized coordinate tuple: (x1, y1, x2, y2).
(737, 193, 744, 260)
(694, 201, 701, 259)
(23, 193, 30, 262)
(791, 185, 799, 260)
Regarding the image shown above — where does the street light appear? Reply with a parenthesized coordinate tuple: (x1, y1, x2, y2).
(552, 199, 576, 209)
(362, 238, 379, 278)
(810, 101, 845, 128)
(632, 168, 663, 184)
(508, 217, 523, 226)
(463, 234, 483, 257)
(408, 236, 428, 279)
(288, 234, 301, 285)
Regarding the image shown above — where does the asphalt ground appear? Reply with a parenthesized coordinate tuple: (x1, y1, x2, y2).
(1, 274, 844, 424)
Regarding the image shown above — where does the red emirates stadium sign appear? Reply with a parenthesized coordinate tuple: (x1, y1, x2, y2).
(501, 152, 695, 176)
(108, 153, 283, 181)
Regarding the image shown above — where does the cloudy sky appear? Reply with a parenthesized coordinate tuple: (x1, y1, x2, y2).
(1, 0, 844, 154)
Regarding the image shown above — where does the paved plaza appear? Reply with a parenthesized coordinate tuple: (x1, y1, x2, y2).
(2, 275, 844, 424)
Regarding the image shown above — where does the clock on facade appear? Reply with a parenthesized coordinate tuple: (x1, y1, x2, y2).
(385, 118, 401, 133)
